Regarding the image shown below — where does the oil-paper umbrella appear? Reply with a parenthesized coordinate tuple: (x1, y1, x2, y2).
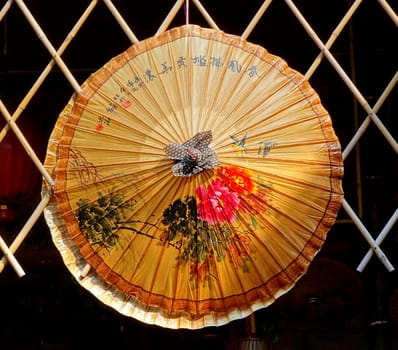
(43, 25, 344, 329)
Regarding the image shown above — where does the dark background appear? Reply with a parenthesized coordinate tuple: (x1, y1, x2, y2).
(0, 1, 397, 349)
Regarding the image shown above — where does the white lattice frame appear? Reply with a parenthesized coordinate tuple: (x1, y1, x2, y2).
(0, 0, 397, 276)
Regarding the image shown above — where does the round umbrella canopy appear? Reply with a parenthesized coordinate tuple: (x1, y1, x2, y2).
(43, 24, 344, 329)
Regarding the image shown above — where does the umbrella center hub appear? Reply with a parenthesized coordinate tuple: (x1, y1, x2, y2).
(164, 131, 219, 177)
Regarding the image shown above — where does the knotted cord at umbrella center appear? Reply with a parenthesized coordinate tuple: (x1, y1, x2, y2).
(164, 130, 219, 177)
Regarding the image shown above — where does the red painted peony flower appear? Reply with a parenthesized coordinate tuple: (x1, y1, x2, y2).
(216, 166, 254, 195)
(196, 179, 239, 225)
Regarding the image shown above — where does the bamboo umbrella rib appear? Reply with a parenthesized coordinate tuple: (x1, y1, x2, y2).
(241, 0, 273, 40)
(0, 189, 52, 273)
(304, 0, 363, 80)
(377, 0, 398, 27)
(144, 45, 191, 140)
(156, 0, 185, 35)
(342, 199, 394, 272)
(192, 0, 219, 30)
(357, 208, 398, 272)
(343, 71, 398, 159)
(79, 263, 92, 280)
(0, 0, 97, 144)
(78, 169, 184, 281)
(0, 100, 53, 186)
(102, 0, 139, 44)
(14, 0, 81, 92)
